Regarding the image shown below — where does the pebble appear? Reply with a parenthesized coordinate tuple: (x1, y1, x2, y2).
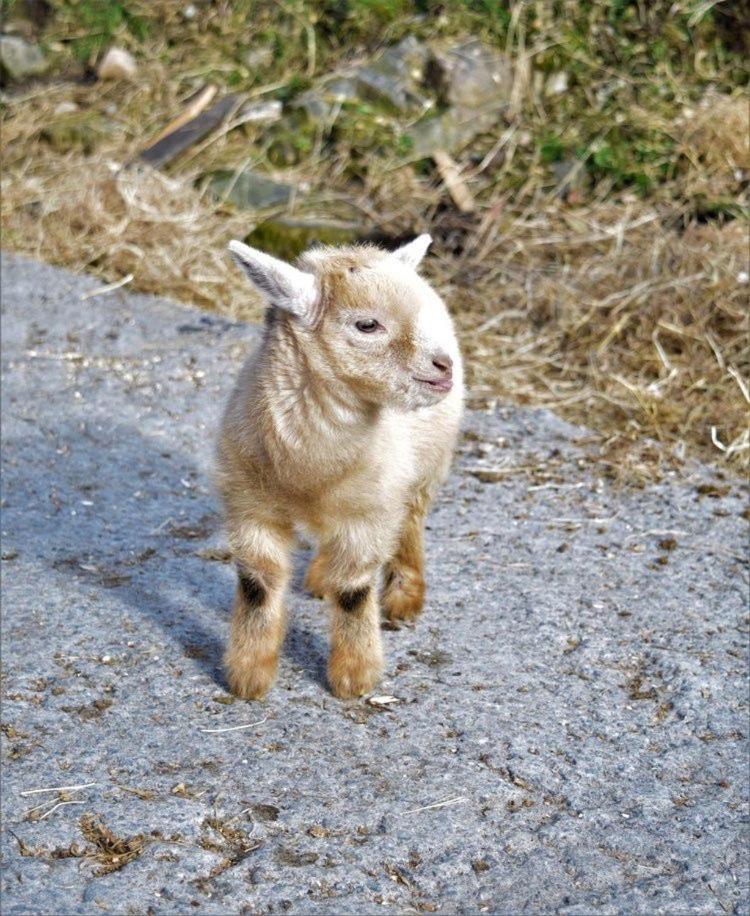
(98, 47, 138, 82)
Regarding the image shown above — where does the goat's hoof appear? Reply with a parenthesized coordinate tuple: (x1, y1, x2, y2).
(328, 650, 382, 699)
(225, 653, 278, 700)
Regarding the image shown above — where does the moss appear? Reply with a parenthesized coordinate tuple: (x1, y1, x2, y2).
(247, 218, 364, 261)
(42, 112, 116, 155)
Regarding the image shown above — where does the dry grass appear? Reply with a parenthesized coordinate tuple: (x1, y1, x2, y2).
(1, 4, 748, 479)
(446, 204, 748, 476)
(3, 158, 254, 311)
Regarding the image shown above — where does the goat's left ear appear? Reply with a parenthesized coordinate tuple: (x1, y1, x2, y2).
(391, 234, 432, 269)
(228, 240, 318, 324)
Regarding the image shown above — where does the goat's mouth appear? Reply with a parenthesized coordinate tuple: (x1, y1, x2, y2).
(413, 375, 453, 394)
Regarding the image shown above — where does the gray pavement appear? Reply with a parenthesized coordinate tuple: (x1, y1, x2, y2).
(1, 251, 748, 915)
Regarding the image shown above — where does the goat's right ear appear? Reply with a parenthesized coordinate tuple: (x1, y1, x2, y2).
(228, 240, 318, 323)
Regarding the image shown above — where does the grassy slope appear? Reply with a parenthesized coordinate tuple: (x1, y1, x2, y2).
(2, 0, 748, 478)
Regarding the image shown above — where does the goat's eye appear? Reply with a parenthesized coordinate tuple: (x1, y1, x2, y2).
(355, 318, 381, 333)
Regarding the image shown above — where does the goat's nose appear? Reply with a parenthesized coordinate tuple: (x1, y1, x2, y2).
(432, 352, 453, 376)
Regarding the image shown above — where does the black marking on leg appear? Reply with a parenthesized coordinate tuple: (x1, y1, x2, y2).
(237, 568, 266, 610)
(337, 585, 370, 613)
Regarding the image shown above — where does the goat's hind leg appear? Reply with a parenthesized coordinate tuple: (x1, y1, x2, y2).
(303, 552, 327, 599)
(382, 496, 427, 625)
(225, 522, 293, 700)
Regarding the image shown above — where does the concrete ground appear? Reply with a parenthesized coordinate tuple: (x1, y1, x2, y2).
(1, 252, 748, 915)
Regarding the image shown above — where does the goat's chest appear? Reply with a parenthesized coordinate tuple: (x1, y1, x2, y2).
(291, 425, 415, 532)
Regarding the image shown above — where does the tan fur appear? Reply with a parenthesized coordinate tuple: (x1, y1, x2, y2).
(303, 552, 327, 599)
(382, 490, 429, 623)
(217, 238, 463, 699)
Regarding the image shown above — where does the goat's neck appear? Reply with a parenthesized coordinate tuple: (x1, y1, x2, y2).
(261, 318, 377, 455)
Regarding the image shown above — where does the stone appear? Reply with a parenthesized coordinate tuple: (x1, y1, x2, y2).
(294, 75, 361, 120)
(550, 157, 585, 198)
(243, 46, 274, 72)
(0, 35, 48, 82)
(139, 95, 240, 167)
(97, 47, 137, 82)
(428, 39, 511, 111)
(406, 105, 500, 159)
(235, 98, 282, 126)
(404, 39, 511, 158)
(545, 70, 569, 96)
(207, 169, 299, 210)
(355, 35, 429, 112)
(295, 37, 429, 120)
(53, 100, 79, 115)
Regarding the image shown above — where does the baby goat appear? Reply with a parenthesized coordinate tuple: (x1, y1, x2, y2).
(217, 235, 463, 699)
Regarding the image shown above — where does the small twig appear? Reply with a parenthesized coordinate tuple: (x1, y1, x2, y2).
(704, 332, 726, 370)
(473, 309, 528, 334)
(146, 84, 218, 147)
(727, 366, 750, 404)
(200, 717, 268, 734)
(652, 330, 673, 372)
(404, 796, 467, 815)
(20, 782, 98, 797)
(150, 517, 176, 535)
(433, 149, 475, 214)
(80, 275, 134, 301)
(39, 800, 86, 820)
(528, 482, 588, 491)
(710, 426, 727, 452)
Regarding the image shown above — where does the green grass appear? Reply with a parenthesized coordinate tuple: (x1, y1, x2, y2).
(24, 0, 744, 198)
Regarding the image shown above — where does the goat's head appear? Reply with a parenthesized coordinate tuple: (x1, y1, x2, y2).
(229, 235, 460, 411)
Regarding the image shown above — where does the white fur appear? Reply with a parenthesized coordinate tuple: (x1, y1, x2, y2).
(218, 238, 464, 700)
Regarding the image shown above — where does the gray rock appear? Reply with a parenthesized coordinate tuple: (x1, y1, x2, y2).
(0, 34, 48, 82)
(139, 94, 241, 168)
(406, 105, 500, 159)
(550, 157, 586, 198)
(207, 168, 299, 210)
(545, 70, 569, 96)
(428, 39, 511, 111)
(235, 98, 282, 126)
(295, 37, 429, 120)
(294, 75, 361, 120)
(1, 252, 748, 915)
(356, 36, 429, 112)
(405, 39, 511, 157)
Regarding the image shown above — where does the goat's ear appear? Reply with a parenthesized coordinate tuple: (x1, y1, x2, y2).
(391, 234, 432, 269)
(228, 240, 318, 323)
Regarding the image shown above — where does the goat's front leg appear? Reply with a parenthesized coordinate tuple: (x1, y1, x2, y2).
(320, 525, 391, 699)
(225, 521, 293, 700)
(328, 578, 382, 698)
